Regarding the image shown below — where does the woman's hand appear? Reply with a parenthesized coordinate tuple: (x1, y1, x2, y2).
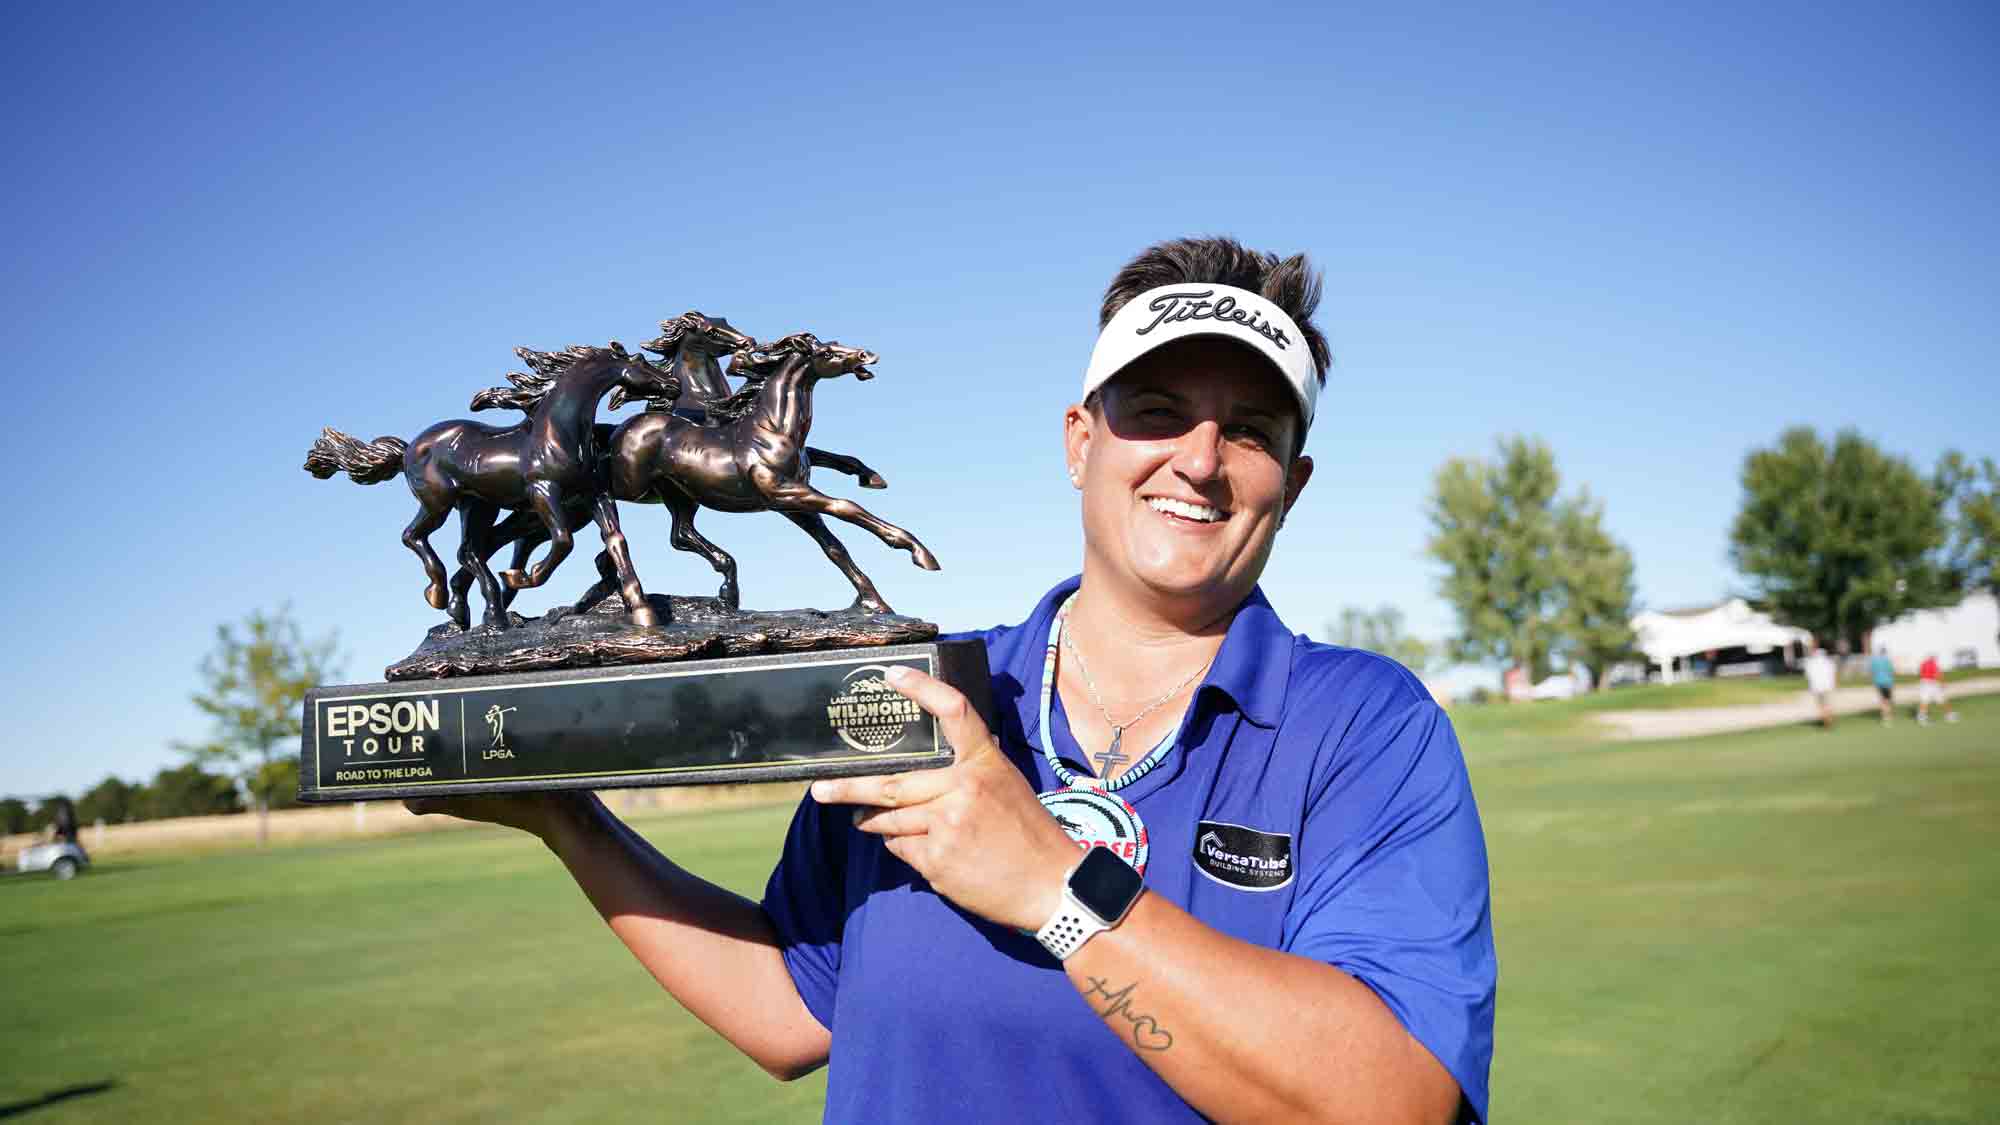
(403, 790, 595, 845)
(808, 665, 1078, 932)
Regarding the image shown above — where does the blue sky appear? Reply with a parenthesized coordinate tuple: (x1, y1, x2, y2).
(2, 1, 1993, 797)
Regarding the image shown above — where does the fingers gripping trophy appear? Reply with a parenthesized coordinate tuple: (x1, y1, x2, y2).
(296, 312, 989, 803)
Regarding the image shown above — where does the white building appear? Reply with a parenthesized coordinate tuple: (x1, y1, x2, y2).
(1870, 592, 1999, 672)
(1630, 599, 1812, 684)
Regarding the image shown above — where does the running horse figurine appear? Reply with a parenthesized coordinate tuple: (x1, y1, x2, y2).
(464, 333, 936, 615)
(600, 332, 940, 614)
(646, 309, 756, 422)
(303, 340, 682, 630)
(612, 310, 889, 487)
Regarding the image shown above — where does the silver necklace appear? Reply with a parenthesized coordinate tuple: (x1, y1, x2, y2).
(1061, 625, 1213, 773)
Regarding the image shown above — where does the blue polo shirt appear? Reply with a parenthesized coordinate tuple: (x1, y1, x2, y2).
(762, 577, 1496, 1122)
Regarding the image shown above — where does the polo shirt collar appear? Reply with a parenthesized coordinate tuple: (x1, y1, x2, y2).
(1202, 585, 1293, 728)
(1012, 576, 1294, 748)
(1013, 575, 1080, 750)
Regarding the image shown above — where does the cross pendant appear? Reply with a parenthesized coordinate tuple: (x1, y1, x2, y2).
(1092, 727, 1131, 780)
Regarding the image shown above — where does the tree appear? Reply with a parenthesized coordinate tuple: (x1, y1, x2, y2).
(133, 763, 243, 820)
(177, 607, 339, 843)
(0, 798, 27, 834)
(1939, 451, 1999, 598)
(1729, 427, 1956, 648)
(1555, 492, 1641, 692)
(254, 759, 303, 812)
(77, 776, 139, 825)
(1328, 606, 1434, 674)
(1425, 436, 1638, 688)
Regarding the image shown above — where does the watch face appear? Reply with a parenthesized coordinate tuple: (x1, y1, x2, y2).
(1070, 844, 1146, 924)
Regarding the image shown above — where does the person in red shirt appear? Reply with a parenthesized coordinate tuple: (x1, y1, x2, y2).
(1917, 654, 1959, 725)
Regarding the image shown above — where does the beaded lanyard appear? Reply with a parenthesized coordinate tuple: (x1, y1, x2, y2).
(1037, 593, 1196, 792)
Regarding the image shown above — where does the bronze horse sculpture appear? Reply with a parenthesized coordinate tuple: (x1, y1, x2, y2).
(648, 309, 756, 421)
(304, 340, 683, 630)
(461, 333, 937, 616)
(606, 311, 887, 488)
(603, 332, 938, 613)
(466, 310, 753, 418)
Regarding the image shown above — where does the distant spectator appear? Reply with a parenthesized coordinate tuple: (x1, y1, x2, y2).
(1803, 643, 1837, 729)
(42, 797, 78, 845)
(1870, 646, 1896, 725)
(1917, 654, 1959, 725)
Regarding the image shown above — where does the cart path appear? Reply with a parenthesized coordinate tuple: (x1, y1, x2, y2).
(1593, 677, 2000, 741)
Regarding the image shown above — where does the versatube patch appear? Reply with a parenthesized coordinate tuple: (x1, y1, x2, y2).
(1192, 820, 1294, 891)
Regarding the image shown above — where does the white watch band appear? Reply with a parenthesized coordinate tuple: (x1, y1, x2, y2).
(1035, 894, 1108, 961)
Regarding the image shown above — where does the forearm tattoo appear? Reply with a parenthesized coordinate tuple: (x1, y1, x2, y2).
(1083, 976, 1174, 1052)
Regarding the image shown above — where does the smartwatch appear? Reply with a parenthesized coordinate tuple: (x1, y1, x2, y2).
(1035, 845, 1146, 961)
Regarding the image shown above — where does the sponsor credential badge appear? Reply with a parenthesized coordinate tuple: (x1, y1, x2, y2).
(1039, 787, 1149, 875)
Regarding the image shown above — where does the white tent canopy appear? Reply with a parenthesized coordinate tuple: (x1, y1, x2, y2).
(1631, 599, 1811, 684)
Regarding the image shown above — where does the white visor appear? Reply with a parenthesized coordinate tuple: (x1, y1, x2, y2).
(1082, 283, 1318, 431)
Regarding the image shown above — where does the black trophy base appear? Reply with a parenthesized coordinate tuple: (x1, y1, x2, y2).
(298, 639, 990, 803)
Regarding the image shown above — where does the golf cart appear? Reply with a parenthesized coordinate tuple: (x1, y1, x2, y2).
(13, 840, 89, 880)
(8, 795, 89, 880)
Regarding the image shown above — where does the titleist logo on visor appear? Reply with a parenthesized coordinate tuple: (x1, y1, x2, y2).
(1135, 290, 1292, 349)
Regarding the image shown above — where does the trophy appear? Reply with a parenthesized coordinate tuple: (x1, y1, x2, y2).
(295, 312, 988, 802)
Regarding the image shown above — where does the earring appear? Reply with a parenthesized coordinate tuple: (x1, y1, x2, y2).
(1068, 467, 1081, 488)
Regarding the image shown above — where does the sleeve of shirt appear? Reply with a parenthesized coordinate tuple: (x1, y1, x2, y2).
(760, 793, 849, 1032)
(1280, 691, 1497, 1124)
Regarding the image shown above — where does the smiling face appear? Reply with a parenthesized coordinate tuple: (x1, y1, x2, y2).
(1064, 336, 1314, 620)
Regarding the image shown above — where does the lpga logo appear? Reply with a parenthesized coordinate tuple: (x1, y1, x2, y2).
(484, 704, 517, 749)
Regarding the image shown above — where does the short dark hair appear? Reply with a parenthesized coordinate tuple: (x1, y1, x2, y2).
(1089, 236, 1328, 458)
(1099, 235, 1331, 383)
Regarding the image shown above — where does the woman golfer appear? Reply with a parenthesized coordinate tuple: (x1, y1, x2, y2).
(414, 237, 1496, 1124)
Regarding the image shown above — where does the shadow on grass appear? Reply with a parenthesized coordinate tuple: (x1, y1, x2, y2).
(0, 1080, 117, 1119)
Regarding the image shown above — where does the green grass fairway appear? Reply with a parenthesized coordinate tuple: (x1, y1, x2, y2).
(1483, 698, 1999, 1123)
(3, 701, 1995, 1122)
(0, 804, 828, 1124)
